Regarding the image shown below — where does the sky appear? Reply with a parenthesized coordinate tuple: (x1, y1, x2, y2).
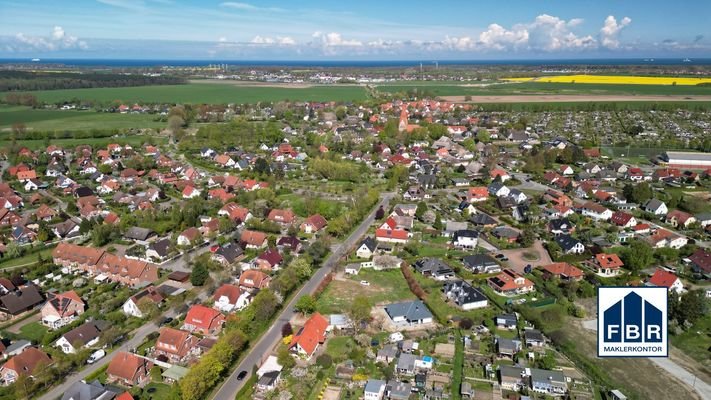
(0, 0, 710, 60)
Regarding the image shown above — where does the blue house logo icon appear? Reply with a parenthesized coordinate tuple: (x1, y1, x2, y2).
(598, 287, 668, 357)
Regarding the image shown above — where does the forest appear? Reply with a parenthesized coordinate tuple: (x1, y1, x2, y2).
(0, 70, 185, 92)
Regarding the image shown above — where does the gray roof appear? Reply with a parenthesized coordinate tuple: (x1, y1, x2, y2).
(644, 198, 666, 211)
(664, 151, 711, 162)
(445, 221, 468, 232)
(62, 380, 119, 400)
(0, 285, 44, 314)
(413, 258, 451, 274)
(462, 254, 498, 269)
(524, 329, 545, 342)
(555, 234, 582, 251)
(365, 379, 386, 393)
(124, 227, 155, 241)
(530, 368, 566, 385)
(499, 365, 525, 379)
(396, 353, 417, 370)
(359, 237, 377, 252)
(5, 340, 31, 355)
(442, 280, 487, 306)
(385, 300, 433, 322)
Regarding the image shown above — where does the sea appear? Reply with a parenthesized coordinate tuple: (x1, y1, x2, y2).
(1, 58, 710, 68)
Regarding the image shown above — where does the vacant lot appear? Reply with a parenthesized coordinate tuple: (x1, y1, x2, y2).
(316, 269, 415, 314)
(20, 83, 368, 104)
(0, 105, 164, 131)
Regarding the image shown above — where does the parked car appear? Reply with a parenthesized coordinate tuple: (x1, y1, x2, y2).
(87, 349, 105, 364)
(237, 370, 248, 380)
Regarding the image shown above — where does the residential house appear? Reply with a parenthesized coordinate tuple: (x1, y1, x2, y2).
(218, 203, 252, 224)
(277, 236, 301, 253)
(594, 253, 624, 277)
(462, 254, 501, 274)
(182, 305, 225, 336)
(496, 337, 522, 357)
(581, 202, 612, 221)
(62, 380, 121, 400)
(154, 327, 198, 363)
(41, 290, 85, 329)
(499, 365, 526, 391)
(643, 199, 668, 216)
(442, 221, 468, 238)
(375, 217, 409, 244)
(452, 229, 479, 249)
(466, 187, 489, 203)
(239, 270, 271, 291)
(689, 248, 711, 278)
(548, 218, 575, 236)
(255, 248, 283, 271)
(364, 379, 386, 400)
(442, 280, 488, 310)
(647, 269, 685, 293)
(524, 329, 545, 348)
(267, 209, 295, 225)
(611, 211, 637, 228)
(488, 182, 510, 197)
(488, 269, 535, 296)
(177, 227, 201, 246)
(211, 243, 244, 266)
(356, 237, 377, 259)
(413, 258, 455, 280)
(106, 352, 153, 387)
(0, 285, 44, 316)
(240, 230, 267, 249)
(666, 210, 696, 228)
(555, 235, 585, 254)
(213, 284, 250, 313)
(540, 262, 584, 281)
(471, 213, 497, 228)
(146, 239, 172, 262)
(531, 368, 568, 396)
(0, 347, 52, 385)
(55, 321, 102, 354)
(289, 312, 329, 359)
(385, 300, 434, 325)
(122, 286, 164, 318)
(300, 214, 327, 234)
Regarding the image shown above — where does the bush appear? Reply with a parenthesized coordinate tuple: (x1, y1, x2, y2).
(315, 354, 333, 368)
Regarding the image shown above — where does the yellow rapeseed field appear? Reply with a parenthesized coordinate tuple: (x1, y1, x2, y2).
(503, 74, 711, 85)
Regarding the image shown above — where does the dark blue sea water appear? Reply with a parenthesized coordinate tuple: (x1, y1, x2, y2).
(1, 58, 710, 68)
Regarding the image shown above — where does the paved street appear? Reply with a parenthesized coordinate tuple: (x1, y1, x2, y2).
(211, 192, 395, 400)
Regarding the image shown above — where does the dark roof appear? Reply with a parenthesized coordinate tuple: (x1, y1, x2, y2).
(124, 227, 155, 241)
(215, 243, 244, 263)
(359, 237, 377, 252)
(148, 238, 172, 257)
(555, 234, 582, 251)
(62, 380, 120, 400)
(62, 322, 102, 347)
(277, 236, 301, 251)
(442, 280, 487, 306)
(167, 271, 190, 282)
(0, 285, 44, 314)
(453, 229, 479, 241)
(462, 254, 498, 270)
(74, 186, 95, 197)
(471, 213, 497, 225)
(413, 258, 451, 274)
(549, 218, 573, 231)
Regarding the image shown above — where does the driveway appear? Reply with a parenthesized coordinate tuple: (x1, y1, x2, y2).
(499, 240, 553, 273)
(211, 192, 395, 400)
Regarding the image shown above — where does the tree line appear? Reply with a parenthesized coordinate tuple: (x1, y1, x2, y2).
(0, 70, 185, 92)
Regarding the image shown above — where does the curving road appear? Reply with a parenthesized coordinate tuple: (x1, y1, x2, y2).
(211, 192, 395, 400)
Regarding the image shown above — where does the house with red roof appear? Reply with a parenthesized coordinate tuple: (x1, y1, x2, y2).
(647, 269, 684, 293)
(213, 284, 250, 313)
(107, 351, 152, 387)
(239, 270, 271, 291)
(489, 168, 510, 182)
(540, 262, 584, 281)
(665, 210, 696, 228)
(219, 202, 252, 224)
(255, 248, 283, 271)
(0, 347, 52, 384)
(610, 211, 637, 228)
(466, 187, 489, 203)
(559, 165, 574, 176)
(626, 167, 645, 181)
(581, 202, 612, 221)
(208, 188, 235, 203)
(688, 248, 711, 278)
(375, 217, 409, 244)
(300, 214, 327, 234)
(154, 327, 198, 363)
(240, 230, 267, 249)
(41, 290, 85, 329)
(594, 253, 624, 277)
(177, 227, 201, 246)
(182, 305, 226, 336)
(182, 185, 202, 199)
(289, 312, 329, 359)
(267, 209, 295, 225)
(487, 269, 535, 296)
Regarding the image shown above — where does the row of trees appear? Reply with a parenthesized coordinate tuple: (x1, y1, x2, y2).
(0, 70, 185, 92)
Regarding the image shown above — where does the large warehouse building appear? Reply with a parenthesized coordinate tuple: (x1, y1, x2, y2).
(661, 151, 711, 170)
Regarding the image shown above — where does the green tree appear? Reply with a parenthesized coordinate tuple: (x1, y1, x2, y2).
(150, 366, 162, 382)
(295, 295, 317, 314)
(277, 346, 296, 369)
(621, 240, 654, 272)
(190, 262, 209, 286)
(476, 128, 490, 143)
(347, 295, 372, 331)
(252, 289, 279, 322)
(677, 290, 707, 325)
(432, 213, 443, 230)
(415, 201, 428, 219)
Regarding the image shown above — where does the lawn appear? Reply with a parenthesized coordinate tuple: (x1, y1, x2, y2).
(325, 336, 356, 362)
(316, 269, 415, 314)
(0, 247, 54, 270)
(137, 382, 174, 400)
(670, 314, 711, 369)
(0, 106, 165, 131)
(18, 321, 48, 342)
(20, 83, 368, 104)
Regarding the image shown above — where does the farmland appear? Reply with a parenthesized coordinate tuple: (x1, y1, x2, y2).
(16, 82, 368, 104)
(0, 105, 165, 131)
(504, 74, 711, 85)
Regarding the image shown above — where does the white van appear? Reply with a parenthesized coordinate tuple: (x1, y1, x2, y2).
(87, 349, 106, 364)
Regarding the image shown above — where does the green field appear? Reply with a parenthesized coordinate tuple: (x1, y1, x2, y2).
(377, 81, 711, 96)
(15, 83, 368, 104)
(0, 105, 165, 131)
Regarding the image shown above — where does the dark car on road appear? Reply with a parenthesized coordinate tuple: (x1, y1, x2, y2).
(237, 370, 248, 380)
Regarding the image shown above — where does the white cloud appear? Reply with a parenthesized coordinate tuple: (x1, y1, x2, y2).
(311, 32, 362, 47)
(474, 15, 596, 52)
(220, 2, 284, 12)
(600, 15, 631, 49)
(218, 36, 227, 42)
(12, 26, 88, 52)
(477, 23, 529, 51)
(250, 36, 296, 45)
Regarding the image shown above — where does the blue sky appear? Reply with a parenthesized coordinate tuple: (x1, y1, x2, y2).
(0, 0, 709, 59)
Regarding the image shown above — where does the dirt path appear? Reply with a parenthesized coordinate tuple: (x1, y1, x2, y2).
(441, 95, 711, 103)
(581, 318, 711, 399)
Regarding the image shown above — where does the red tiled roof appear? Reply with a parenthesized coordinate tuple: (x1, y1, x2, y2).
(375, 228, 408, 240)
(2, 348, 51, 377)
(107, 352, 152, 383)
(290, 312, 328, 356)
(213, 284, 241, 304)
(648, 269, 679, 288)
(541, 262, 584, 279)
(239, 270, 270, 288)
(184, 305, 225, 332)
(240, 230, 267, 246)
(595, 253, 624, 269)
(611, 211, 634, 226)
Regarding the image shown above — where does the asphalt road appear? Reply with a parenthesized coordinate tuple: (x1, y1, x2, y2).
(211, 192, 395, 400)
(38, 289, 210, 400)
